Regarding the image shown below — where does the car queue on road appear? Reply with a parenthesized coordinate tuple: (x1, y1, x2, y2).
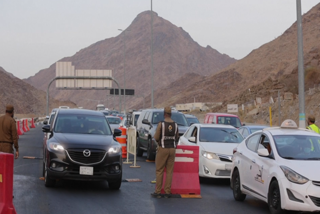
(41, 106, 320, 214)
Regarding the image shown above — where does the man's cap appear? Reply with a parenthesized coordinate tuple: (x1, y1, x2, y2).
(6, 105, 14, 111)
(308, 115, 315, 122)
(164, 106, 171, 114)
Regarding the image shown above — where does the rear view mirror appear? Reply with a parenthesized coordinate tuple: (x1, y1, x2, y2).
(188, 137, 196, 143)
(258, 148, 269, 157)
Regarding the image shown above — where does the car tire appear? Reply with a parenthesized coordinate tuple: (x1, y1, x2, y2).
(109, 178, 122, 190)
(268, 180, 285, 214)
(232, 169, 246, 201)
(42, 162, 45, 177)
(44, 166, 56, 188)
(147, 138, 155, 161)
(136, 136, 143, 157)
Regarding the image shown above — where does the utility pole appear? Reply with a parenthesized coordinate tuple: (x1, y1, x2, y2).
(151, 0, 154, 108)
(296, 0, 306, 128)
(118, 29, 129, 114)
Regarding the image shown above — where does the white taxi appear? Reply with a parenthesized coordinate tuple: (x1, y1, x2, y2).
(179, 124, 243, 179)
(230, 119, 320, 213)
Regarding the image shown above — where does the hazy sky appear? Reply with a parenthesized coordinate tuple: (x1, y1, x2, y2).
(1, 0, 320, 79)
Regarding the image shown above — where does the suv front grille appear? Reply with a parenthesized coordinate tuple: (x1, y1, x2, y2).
(66, 149, 106, 165)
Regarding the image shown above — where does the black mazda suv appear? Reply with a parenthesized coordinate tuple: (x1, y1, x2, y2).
(42, 109, 122, 189)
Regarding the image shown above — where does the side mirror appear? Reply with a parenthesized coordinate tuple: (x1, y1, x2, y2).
(42, 125, 50, 133)
(43, 120, 48, 125)
(113, 128, 122, 137)
(258, 148, 269, 157)
(188, 136, 196, 143)
(242, 123, 245, 126)
(142, 119, 150, 125)
(212, 121, 215, 124)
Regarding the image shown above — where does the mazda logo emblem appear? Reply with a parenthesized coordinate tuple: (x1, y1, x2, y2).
(83, 149, 91, 157)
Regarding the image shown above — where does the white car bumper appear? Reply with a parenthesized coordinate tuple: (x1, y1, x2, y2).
(199, 157, 232, 178)
(279, 178, 320, 212)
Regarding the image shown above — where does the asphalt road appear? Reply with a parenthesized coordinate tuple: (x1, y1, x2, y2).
(12, 125, 272, 214)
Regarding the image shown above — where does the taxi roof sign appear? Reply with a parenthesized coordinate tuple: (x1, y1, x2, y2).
(281, 119, 298, 129)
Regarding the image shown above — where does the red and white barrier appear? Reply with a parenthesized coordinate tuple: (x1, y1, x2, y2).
(31, 118, 36, 128)
(26, 119, 30, 132)
(22, 119, 27, 133)
(160, 145, 200, 195)
(16, 121, 23, 136)
(0, 153, 17, 214)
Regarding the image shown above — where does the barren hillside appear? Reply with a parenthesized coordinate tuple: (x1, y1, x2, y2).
(0, 67, 76, 115)
(24, 11, 236, 110)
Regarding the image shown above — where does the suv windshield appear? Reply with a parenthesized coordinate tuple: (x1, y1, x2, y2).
(54, 115, 112, 135)
(274, 135, 320, 160)
(106, 117, 121, 124)
(152, 112, 188, 126)
(217, 116, 241, 128)
(187, 117, 199, 126)
(199, 127, 243, 143)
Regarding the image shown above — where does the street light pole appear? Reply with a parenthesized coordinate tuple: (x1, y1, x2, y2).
(151, 0, 154, 108)
(296, 0, 305, 128)
(118, 29, 127, 114)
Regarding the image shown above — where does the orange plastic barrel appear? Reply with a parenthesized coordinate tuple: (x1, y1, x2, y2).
(116, 127, 127, 158)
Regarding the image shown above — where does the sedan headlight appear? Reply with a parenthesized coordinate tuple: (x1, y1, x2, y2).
(48, 142, 65, 152)
(202, 151, 219, 160)
(108, 145, 121, 154)
(280, 166, 309, 184)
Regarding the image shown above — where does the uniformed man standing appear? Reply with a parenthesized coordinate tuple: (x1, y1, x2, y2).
(0, 105, 19, 159)
(307, 115, 320, 134)
(151, 107, 179, 198)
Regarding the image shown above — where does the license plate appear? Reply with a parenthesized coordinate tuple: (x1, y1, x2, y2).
(225, 164, 232, 171)
(79, 166, 94, 175)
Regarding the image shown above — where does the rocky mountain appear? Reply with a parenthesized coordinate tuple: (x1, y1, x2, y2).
(0, 67, 76, 115)
(24, 11, 236, 110)
(147, 3, 320, 116)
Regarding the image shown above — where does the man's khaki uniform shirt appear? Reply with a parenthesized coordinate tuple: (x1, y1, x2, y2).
(0, 114, 19, 151)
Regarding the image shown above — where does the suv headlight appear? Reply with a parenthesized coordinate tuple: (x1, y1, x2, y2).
(108, 145, 121, 154)
(280, 166, 309, 184)
(202, 151, 219, 160)
(48, 142, 65, 152)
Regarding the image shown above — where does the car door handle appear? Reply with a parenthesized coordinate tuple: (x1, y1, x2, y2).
(251, 159, 255, 163)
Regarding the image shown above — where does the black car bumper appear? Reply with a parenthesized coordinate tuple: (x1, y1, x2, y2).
(46, 151, 122, 182)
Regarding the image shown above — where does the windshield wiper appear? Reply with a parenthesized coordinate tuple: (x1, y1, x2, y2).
(281, 156, 295, 159)
(306, 158, 320, 160)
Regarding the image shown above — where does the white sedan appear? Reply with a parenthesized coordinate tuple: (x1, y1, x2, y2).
(179, 124, 244, 179)
(231, 119, 320, 213)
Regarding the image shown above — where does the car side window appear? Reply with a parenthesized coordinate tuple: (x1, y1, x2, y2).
(184, 126, 195, 138)
(258, 135, 273, 157)
(147, 112, 153, 122)
(238, 127, 244, 135)
(208, 116, 213, 124)
(144, 112, 150, 120)
(243, 129, 249, 138)
(191, 127, 198, 143)
(246, 134, 261, 152)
